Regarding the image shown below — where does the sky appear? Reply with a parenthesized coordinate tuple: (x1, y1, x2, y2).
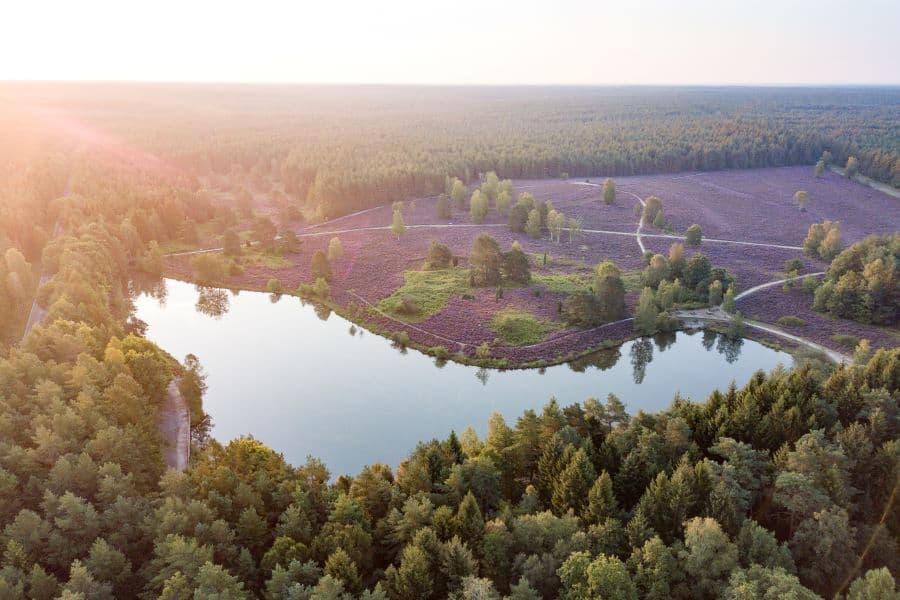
(3, 0, 899, 85)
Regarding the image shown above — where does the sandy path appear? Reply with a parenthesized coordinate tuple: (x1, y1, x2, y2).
(21, 221, 62, 341)
(158, 379, 190, 471)
(734, 271, 825, 302)
(675, 307, 850, 365)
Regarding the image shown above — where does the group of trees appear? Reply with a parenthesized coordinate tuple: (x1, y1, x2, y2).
(813, 234, 898, 325)
(0, 247, 33, 340)
(562, 262, 627, 327)
(468, 234, 531, 287)
(803, 221, 842, 261)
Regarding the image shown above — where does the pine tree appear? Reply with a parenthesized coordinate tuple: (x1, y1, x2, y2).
(454, 492, 485, 544)
(584, 471, 619, 524)
(551, 448, 597, 515)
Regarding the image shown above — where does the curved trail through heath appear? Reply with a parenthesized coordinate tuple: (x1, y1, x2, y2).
(734, 271, 825, 302)
(675, 307, 850, 365)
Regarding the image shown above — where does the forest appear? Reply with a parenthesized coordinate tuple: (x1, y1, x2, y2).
(2, 84, 898, 221)
(0, 85, 897, 599)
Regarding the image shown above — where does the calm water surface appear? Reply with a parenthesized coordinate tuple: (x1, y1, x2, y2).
(134, 279, 793, 476)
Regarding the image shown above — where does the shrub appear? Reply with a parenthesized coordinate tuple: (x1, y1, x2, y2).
(311, 250, 332, 281)
(266, 278, 283, 294)
(476, 342, 491, 358)
(652, 210, 666, 229)
(327, 237, 344, 261)
(425, 241, 453, 270)
(830, 334, 859, 349)
(801, 275, 819, 295)
(603, 178, 616, 205)
(392, 294, 421, 316)
(776, 315, 806, 327)
(491, 309, 547, 346)
(686, 224, 702, 245)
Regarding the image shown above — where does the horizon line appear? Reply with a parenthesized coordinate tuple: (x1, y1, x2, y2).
(2, 79, 900, 89)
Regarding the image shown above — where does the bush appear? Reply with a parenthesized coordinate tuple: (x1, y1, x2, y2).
(686, 224, 702, 245)
(830, 334, 859, 349)
(311, 250, 332, 281)
(392, 294, 421, 316)
(476, 342, 491, 358)
(190, 253, 229, 284)
(776, 315, 806, 327)
(266, 278, 283, 294)
(643, 196, 662, 223)
(425, 241, 453, 270)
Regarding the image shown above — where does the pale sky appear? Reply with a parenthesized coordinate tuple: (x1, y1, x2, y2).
(3, 0, 899, 85)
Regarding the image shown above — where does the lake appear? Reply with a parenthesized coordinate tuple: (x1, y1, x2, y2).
(134, 278, 793, 476)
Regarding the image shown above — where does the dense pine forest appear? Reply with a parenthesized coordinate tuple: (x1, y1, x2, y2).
(0, 86, 897, 598)
(3, 84, 899, 220)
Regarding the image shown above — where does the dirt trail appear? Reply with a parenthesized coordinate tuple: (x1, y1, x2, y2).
(734, 271, 825, 302)
(21, 221, 62, 341)
(675, 306, 850, 365)
(158, 379, 190, 471)
(828, 165, 900, 200)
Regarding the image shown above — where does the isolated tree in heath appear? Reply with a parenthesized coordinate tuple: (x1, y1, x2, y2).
(502, 241, 531, 284)
(594, 261, 627, 322)
(425, 240, 453, 270)
(643, 196, 663, 223)
(603, 178, 616, 205)
(794, 190, 810, 212)
(328, 237, 343, 261)
(686, 224, 702, 245)
(311, 250, 332, 281)
(469, 233, 503, 286)
(391, 207, 406, 238)
(845, 155, 859, 178)
(815, 160, 825, 177)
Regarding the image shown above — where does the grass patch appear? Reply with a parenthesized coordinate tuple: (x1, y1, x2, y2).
(158, 240, 201, 254)
(831, 334, 859, 349)
(237, 250, 290, 269)
(776, 315, 806, 327)
(379, 267, 470, 322)
(490, 308, 555, 346)
(533, 272, 592, 294)
(533, 270, 642, 294)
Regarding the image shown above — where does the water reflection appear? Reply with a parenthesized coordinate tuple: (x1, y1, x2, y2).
(196, 287, 230, 318)
(630, 338, 654, 384)
(133, 279, 790, 475)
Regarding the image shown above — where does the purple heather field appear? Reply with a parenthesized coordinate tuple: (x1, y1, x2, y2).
(171, 166, 897, 361)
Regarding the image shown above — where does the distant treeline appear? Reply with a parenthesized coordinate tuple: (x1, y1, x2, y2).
(3, 84, 898, 219)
